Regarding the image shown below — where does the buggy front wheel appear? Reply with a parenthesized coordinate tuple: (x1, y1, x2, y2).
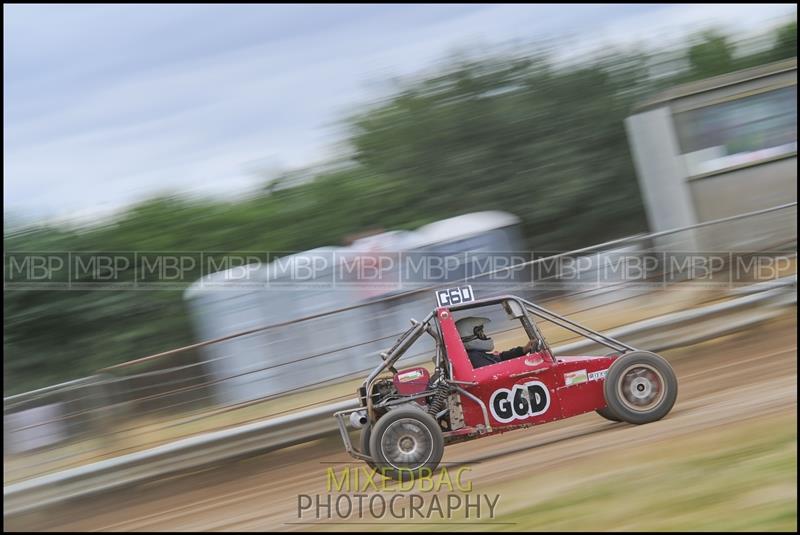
(369, 407, 444, 481)
(603, 351, 677, 425)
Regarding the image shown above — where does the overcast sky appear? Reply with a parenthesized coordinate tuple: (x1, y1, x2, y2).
(4, 4, 796, 226)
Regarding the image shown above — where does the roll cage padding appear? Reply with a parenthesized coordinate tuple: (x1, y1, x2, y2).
(435, 308, 473, 383)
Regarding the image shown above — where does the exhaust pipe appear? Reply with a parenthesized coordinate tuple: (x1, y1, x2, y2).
(349, 410, 368, 429)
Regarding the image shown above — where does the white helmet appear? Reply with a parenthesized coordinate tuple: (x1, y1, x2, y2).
(455, 316, 494, 352)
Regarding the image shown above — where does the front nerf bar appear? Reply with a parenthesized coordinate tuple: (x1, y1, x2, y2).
(333, 407, 374, 462)
(334, 380, 495, 463)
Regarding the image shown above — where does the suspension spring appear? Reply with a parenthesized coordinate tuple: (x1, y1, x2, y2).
(427, 381, 450, 416)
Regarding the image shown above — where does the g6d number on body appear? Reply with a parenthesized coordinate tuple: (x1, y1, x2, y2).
(435, 285, 475, 307)
(489, 381, 551, 423)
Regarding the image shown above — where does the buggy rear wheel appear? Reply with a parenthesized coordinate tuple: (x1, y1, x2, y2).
(596, 406, 621, 422)
(369, 407, 444, 481)
(603, 351, 677, 425)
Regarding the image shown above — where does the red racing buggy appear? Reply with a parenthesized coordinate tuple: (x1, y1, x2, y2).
(334, 287, 678, 479)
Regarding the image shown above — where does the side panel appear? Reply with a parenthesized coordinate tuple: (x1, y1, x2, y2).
(468, 358, 562, 428)
(554, 356, 618, 418)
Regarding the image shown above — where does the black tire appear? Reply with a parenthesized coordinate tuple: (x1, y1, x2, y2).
(603, 351, 677, 425)
(369, 407, 444, 481)
(360, 423, 377, 470)
(596, 406, 622, 422)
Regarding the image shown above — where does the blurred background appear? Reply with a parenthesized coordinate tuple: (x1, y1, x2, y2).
(3, 4, 797, 532)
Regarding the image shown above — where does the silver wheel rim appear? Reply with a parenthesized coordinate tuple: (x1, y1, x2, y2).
(379, 418, 434, 471)
(617, 363, 665, 412)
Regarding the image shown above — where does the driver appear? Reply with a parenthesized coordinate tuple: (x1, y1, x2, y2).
(456, 316, 535, 369)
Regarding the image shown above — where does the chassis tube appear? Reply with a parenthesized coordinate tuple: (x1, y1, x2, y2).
(453, 384, 492, 434)
(521, 298, 636, 353)
(364, 311, 435, 421)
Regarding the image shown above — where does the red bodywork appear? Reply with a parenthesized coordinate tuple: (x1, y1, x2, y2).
(392, 367, 431, 396)
(436, 307, 619, 432)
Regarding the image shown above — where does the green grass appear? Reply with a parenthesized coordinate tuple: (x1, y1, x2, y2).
(489, 413, 797, 532)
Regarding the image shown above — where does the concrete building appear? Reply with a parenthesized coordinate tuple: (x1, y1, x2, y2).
(625, 58, 797, 251)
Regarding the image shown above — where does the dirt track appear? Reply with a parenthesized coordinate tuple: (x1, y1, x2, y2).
(6, 312, 797, 532)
